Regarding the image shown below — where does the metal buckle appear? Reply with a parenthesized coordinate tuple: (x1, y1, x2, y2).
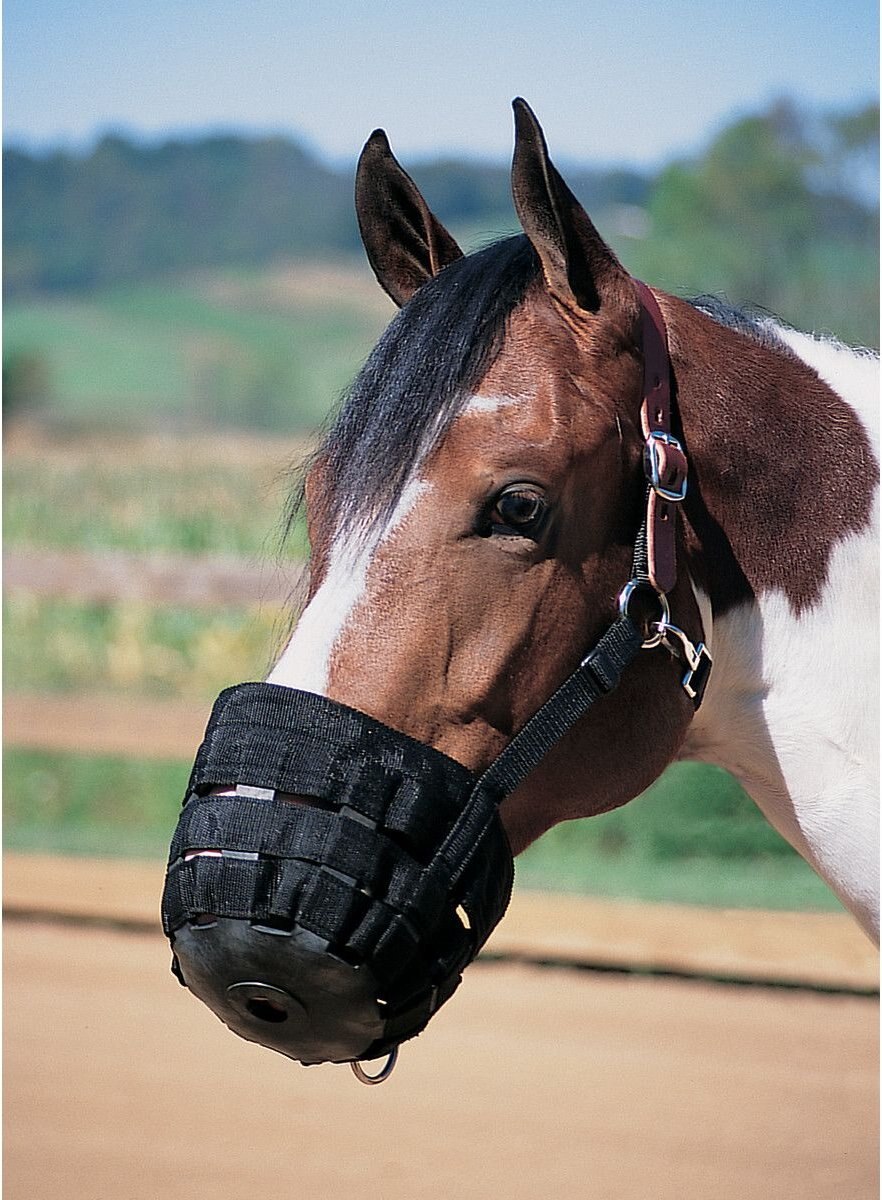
(682, 643, 713, 706)
(644, 431, 688, 502)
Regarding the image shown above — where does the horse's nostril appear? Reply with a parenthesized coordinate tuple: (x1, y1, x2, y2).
(245, 996, 289, 1023)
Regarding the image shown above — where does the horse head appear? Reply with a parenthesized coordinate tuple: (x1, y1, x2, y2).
(162, 100, 712, 1074)
(285, 99, 706, 846)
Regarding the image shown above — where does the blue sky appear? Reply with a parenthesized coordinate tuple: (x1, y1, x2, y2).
(4, 0, 879, 167)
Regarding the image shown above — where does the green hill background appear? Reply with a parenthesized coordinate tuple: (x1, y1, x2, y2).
(4, 96, 878, 433)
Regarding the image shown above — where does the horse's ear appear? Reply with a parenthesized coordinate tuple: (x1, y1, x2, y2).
(511, 98, 628, 313)
(355, 129, 464, 307)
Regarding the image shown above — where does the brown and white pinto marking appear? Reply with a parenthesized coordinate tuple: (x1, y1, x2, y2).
(269, 101, 880, 940)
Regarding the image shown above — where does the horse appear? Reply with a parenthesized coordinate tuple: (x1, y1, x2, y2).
(163, 99, 879, 1076)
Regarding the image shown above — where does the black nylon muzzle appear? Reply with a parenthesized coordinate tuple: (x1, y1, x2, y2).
(162, 683, 514, 1065)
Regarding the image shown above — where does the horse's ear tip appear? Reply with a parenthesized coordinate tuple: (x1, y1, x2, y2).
(364, 129, 391, 154)
(512, 98, 543, 141)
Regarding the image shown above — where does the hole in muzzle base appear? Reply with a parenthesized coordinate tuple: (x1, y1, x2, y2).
(226, 982, 306, 1029)
(246, 996, 289, 1023)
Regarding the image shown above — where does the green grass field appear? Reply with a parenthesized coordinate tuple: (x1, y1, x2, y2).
(5, 428, 308, 556)
(4, 263, 391, 433)
(3, 594, 283, 698)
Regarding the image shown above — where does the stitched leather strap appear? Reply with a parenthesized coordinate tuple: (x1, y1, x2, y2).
(635, 281, 686, 595)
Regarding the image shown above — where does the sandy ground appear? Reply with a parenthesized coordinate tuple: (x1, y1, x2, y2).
(5, 920, 878, 1200)
(5, 853, 878, 992)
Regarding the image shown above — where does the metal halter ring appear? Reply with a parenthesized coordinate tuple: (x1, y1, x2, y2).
(351, 1047, 399, 1086)
(617, 580, 670, 649)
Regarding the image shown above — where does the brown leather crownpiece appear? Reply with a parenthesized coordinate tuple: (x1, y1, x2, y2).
(636, 281, 684, 596)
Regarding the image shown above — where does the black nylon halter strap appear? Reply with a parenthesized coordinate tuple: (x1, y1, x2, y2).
(474, 615, 644, 798)
(429, 614, 645, 894)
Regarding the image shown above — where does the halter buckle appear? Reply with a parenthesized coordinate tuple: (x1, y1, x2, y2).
(644, 431, 688, 502)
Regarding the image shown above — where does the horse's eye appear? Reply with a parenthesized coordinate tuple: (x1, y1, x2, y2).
(488, 485, 548, 538)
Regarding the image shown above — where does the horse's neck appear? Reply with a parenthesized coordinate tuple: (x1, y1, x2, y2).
(671, 306, 880, 939)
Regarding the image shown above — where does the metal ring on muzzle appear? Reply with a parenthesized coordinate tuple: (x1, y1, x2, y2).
(162, 685, 514, 1068)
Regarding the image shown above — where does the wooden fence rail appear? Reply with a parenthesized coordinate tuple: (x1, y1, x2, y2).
(4, 546, 305, 608)
(4, 691, 208, 760)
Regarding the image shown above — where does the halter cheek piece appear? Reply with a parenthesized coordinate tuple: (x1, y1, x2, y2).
(630, 282, 713, 699)
(161, 280, 712, 1083)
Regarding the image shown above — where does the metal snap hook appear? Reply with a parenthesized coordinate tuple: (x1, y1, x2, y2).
(650, 617, 714, 706)
(351, 1047, 399, 1085)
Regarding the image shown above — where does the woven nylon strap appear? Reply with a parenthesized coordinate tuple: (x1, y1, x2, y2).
(431, 615, 644, 894)
(167, 685, 508, 948)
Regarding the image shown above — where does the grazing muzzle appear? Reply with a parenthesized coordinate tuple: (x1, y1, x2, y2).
(161, 683, 515, 1066)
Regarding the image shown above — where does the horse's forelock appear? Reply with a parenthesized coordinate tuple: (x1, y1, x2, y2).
(295, 235, 541, 547)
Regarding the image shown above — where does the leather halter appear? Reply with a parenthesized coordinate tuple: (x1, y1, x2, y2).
(626, 280, 711, 704)
(635, 280, 688, 595)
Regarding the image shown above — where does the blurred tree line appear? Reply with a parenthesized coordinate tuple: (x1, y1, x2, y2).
(623, 98, 879, 347)
(3, 96, 878, 341)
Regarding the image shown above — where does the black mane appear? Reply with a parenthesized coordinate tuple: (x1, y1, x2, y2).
(307, 234, 540, 542)
(689, 293, 796, 355)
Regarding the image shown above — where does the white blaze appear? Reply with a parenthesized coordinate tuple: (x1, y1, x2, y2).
(267, 477, 429, 694)
(268, 389, 517, 695)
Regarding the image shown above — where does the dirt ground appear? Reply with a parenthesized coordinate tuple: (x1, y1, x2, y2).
(5, 920, 878, 1200)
